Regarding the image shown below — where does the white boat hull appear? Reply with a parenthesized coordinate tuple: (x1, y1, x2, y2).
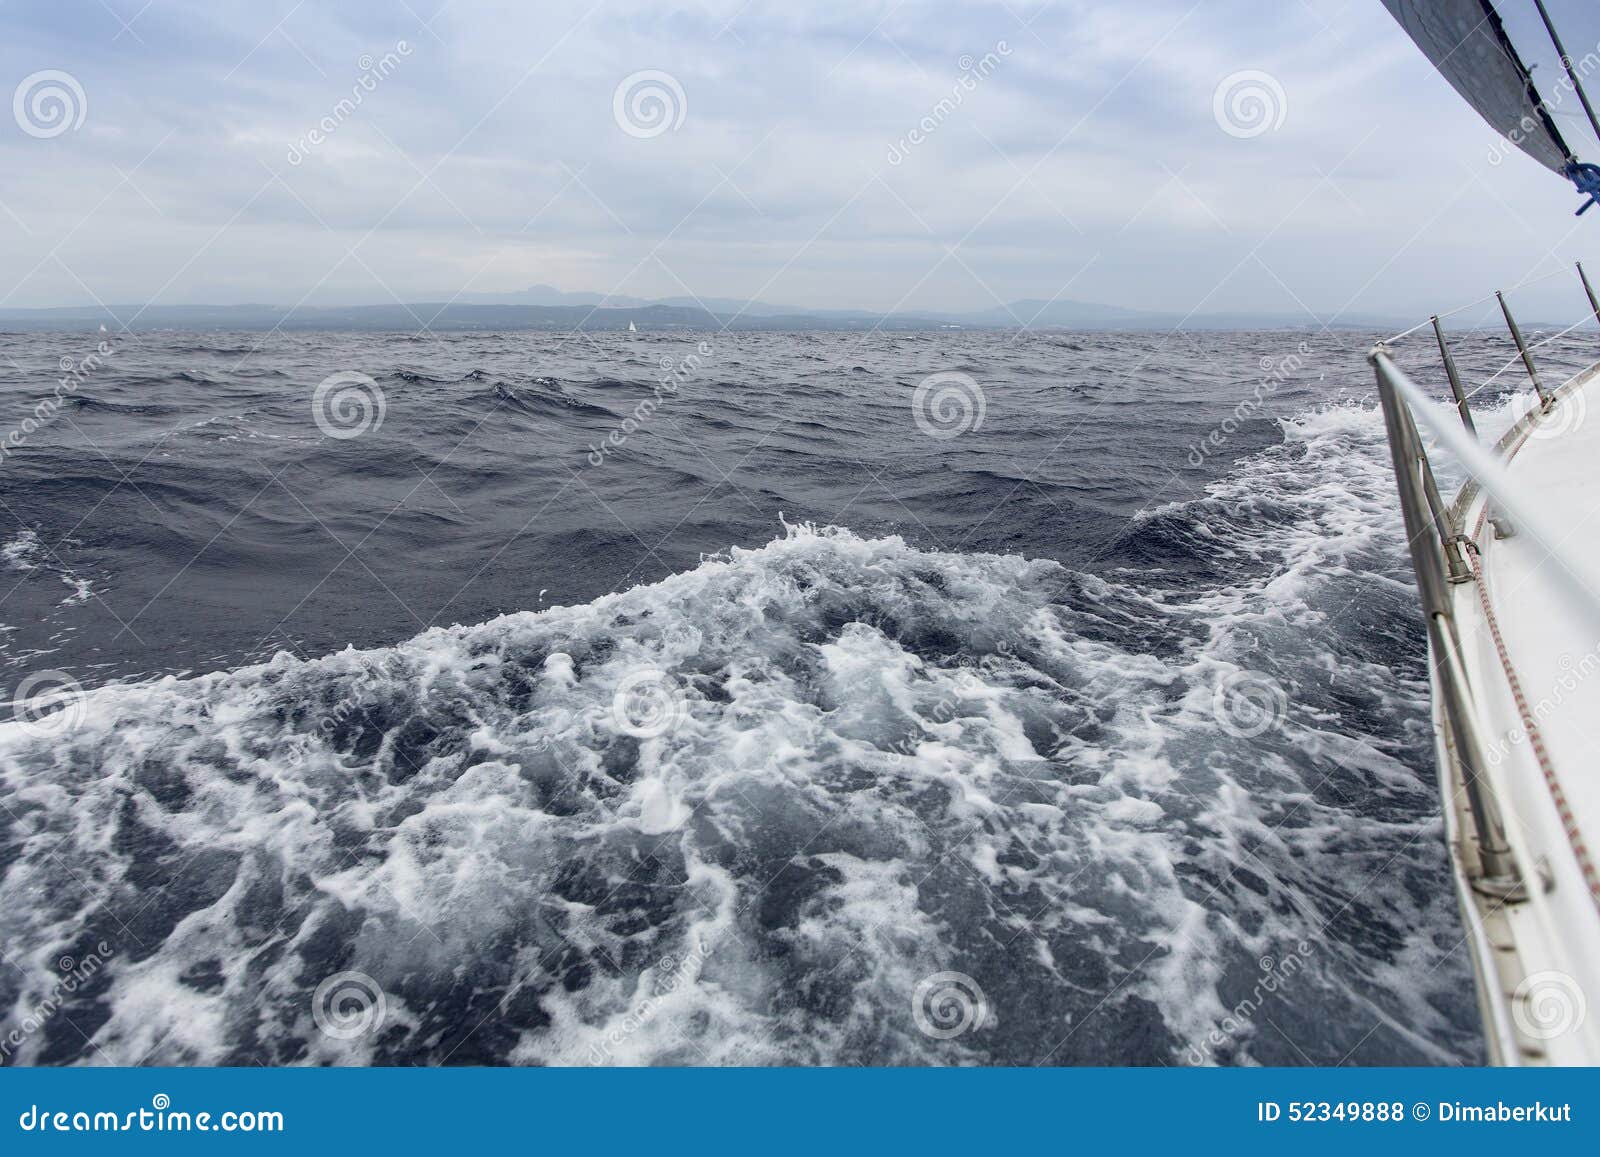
(1434, 361, 1600, 1065)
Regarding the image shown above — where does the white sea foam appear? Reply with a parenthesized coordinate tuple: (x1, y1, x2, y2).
(1, 529, 51, 577)
(0, 528, 97, 609)
(0, 399, 1485, 1066)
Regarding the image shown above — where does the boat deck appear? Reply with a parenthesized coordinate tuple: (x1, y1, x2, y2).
(1448, 363, 1600, 1065)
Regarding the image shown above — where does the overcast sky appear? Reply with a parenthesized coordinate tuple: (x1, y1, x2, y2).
(1, 0, 1598, 322)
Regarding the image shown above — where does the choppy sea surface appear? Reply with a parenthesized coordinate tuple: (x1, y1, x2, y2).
(0, 326, 1593, 1066)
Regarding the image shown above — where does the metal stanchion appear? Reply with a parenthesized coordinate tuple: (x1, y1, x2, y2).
(1579, 262, 1600, 330)
(1497, 290, 1550, 407)
(1431, 315, 1477, 438)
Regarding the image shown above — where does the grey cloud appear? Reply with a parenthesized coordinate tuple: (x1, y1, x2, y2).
(0, 0, 1595, 325)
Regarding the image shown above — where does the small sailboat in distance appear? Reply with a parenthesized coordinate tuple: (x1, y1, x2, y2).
(1373, 0, 1600, 1064)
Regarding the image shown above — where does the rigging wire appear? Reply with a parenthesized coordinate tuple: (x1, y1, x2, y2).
(1459, 312, 1598, 402)
(1378, 264, 1579, 345)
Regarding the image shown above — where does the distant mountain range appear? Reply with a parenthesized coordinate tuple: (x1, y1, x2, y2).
(0, 284, 1414, 333)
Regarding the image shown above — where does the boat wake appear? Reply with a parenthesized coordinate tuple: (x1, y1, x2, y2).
(0, 398, 1483, 1066)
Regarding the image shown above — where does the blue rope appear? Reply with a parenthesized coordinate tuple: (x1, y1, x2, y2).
(1566, 162, 1600, 215)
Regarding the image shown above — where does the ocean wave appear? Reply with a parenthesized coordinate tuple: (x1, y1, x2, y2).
(66, 396, 185, 416)
(0, 501, 1471, 1065)
(490, 381, 613, 420)
(5, 327, 1561, 1068)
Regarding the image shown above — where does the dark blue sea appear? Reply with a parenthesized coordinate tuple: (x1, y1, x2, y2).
(0, 325, 1592, 1066)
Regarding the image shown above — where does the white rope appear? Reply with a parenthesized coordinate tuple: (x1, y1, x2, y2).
(1460, 313, 1598, 402)
(1378, 265, 1581, 346)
